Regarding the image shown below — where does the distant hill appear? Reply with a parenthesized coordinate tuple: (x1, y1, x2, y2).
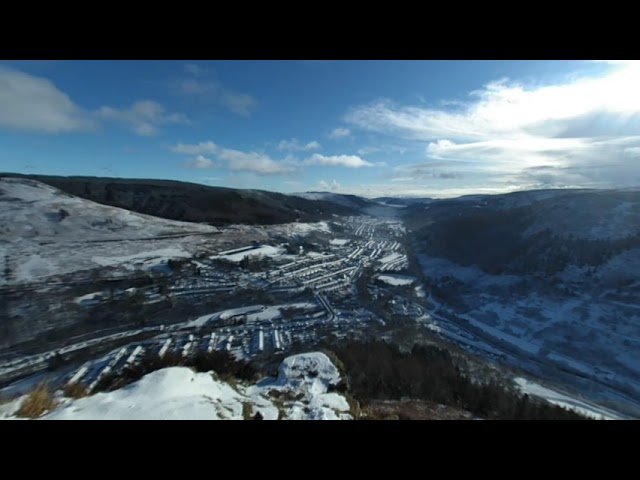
(293, 191, 377, 210)
(406, 187, 640, 415)
(1, 173, 358, 226)
(405, 188, 640, 276)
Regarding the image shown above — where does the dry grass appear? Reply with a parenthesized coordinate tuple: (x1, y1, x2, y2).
(15, 383, 58, 419)
(62, 382, 89, 399)
(242, 402, 253, 420)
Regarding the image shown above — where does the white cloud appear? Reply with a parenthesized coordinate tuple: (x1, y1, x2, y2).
(185, 155, 214, 169)
(183, 64, 204, 76)
(173, 138, 298, 174)
(175, 66, 257, 117)
(277, 138, 321, 151)
(305, 153, 374, 168)
(218, 148, 298, 174)
(221, 92, 257, 117)
(0, 66, 95, 133)
(329, 127, 351, 139)
(98, 100, 189, 136)
(345, 61, 640, 191)
(319, 179, 341, 191)
(171, 141, 218, 154)
(625, 146, 640, 157)
(173, 138, 376, 174)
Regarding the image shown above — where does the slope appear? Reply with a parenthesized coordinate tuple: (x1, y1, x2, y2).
(405, 188, 640, 415)
(2, 173, 358, 226)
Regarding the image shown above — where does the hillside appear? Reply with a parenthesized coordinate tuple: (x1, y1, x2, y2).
(0, 177, 217, 244)
(0, 352, 353, 420)
(404, 188, 640, 415)
(0, 177, 336, 352)
(0, 177, 219, 286)
(1, 173, 358, 226)
(406, 188, 640, 276)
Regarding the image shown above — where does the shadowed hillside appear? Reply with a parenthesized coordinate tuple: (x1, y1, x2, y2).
(1, 173, 358, 226)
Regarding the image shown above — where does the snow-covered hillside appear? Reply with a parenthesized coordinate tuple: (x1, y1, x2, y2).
(0, 177, 220, 284)
(0, 178, 336, 286)
(522, 193, 640, 240)
(0, 352, 352, 420)
(0, 177, 217, 241)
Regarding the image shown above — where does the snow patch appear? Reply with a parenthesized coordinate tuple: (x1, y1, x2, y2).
(2, 352, 353, 420)
(92, 247, 191, 268)
(330, 238, 350, 246)
(211, 245, 285, 263)
(377, 274, 415, 286)
(514, 377, 624, 420)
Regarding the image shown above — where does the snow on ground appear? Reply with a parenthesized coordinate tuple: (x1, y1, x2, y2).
(1, 178, 222, 285)
(74, 292, 104, 306)
(522, 195, 640, 240)
(417, 254, 521, 286)
(330, 238, 350, 246)
(597, 248, 640, 285)
(248, 352, 351, 420)
(211, 245, 285, 263)
(0, 177, 216, 242)
(287, 222, 330, 235)
(246, 306, 282, 322)
(514, 377, 624, 420)
(307, 251, 329, 258)
(44, 367, 251, 420)
(92, 247, 191, 268)
(14, 255, 55, 283)
(379, 252, 402, 264)
(376, 274, 415, 286)
(185, 302, 318, 328)
(1, 353, 352, 420)
(293, 192, 363, 210)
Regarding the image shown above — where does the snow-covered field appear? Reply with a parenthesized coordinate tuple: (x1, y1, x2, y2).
(514, 377, 624, 420)
(0, 352, 352, 420)
(211, 245, 285, 263)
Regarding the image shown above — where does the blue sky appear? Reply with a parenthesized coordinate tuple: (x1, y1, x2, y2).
(1, 60, 639, 197)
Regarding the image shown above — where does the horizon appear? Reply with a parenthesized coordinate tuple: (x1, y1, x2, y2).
(2, 60, 640, 198)
(5, 170, 634, 200)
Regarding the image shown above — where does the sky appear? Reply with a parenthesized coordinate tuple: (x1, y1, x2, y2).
(1, 60, 639, 198)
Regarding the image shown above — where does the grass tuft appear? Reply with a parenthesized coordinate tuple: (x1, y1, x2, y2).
(16, 383, 58, 418)
(62, 382, 89, 399)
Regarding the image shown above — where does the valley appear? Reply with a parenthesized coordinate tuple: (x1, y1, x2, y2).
(1, 177, 639, 419)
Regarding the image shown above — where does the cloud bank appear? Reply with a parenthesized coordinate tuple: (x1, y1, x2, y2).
(0, 66, 96, 133)
(346, 61, 640, 191)
(0, 66, 188, 137)
(173, 141, 374, 174)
